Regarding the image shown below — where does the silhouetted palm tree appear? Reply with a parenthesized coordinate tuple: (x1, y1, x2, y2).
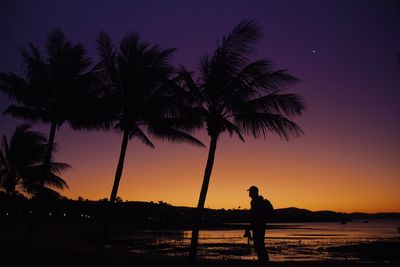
(176, 20, 306, 261)
(0, 124, 70, 197)
(0, 29, 95, 248)
(0, 29, 95, 193)
(94, 32, 204, 253)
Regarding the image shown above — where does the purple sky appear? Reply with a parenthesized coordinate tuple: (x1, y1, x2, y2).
(0, 1, 399, 212)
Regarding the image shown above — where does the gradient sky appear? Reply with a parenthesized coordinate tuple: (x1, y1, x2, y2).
(1, 0, 399, 213)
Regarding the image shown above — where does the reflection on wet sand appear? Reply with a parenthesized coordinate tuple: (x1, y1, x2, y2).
(108, 220, 400, 261)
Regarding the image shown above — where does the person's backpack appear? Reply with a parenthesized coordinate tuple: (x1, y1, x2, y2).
(262, 198, 274, 220)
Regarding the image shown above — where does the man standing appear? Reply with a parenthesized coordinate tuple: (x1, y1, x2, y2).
(247, 185, 272, 263)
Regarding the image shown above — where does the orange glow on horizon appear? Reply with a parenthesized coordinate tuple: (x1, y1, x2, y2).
(56, 128, 400, 214)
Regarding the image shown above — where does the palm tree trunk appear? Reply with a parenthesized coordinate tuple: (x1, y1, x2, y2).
(43, 122, 57, 172)
(188, 135, 218, 263)
(110, 130, 129, 204)
(97, 130, 129, 255)
(39, 122, 57, 198)
(24, 122, 57, 249)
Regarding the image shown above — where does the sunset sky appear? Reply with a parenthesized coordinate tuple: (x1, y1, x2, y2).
(0, 0, 399, 213)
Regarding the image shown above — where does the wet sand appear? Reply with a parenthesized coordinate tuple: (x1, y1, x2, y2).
(1, 220, 399, 266)
(2, 245, 399, 267)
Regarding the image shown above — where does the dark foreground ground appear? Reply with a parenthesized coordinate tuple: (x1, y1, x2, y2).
(1, 220, 399, 267)
(2, 245, 400, 267)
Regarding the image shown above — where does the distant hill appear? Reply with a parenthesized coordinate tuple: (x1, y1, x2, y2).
(349, 212, 400, 220)
(1, 195, 399, 227)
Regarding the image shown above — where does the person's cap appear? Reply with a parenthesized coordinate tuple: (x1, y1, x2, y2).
(247, 186, 258, 193)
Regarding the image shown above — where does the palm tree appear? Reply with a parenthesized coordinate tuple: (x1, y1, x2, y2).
(0, 29, 95, 248)
(0, 124, 70, 197)
(0, 29, 95, 195)
(176, 19, 306, 261)
(94, 32, 204, 253)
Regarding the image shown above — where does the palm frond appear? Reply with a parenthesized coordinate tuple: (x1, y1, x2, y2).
(48, 162, 71, 175)
(176, 66, 204, 106)
(0, 124, 70, 195)
(21, 164, 70, 191)
(226, 61, 299, 106)
(152, 47, 176, 68)
(231, 93, 305, 117)
(96, 32, 114, 61)
(119, 32, 145, 67)
(235, 112, 304, 140)
(95, 31, 118, 85)
(20, 43, 48, 83)
(46, 28, 69, 58)
(221, 118, 245, 142)
(43, 173, 69, 190)
(4, 105, 52, 124)
(148, 125, 205, 147)
(21, 43, 42, 68)
(253, 69, 299, 93)
(0, 72, 29, 103)
(220, 19, 261, 62)
(228, 59, 272, 94)
(129, 126, 155, 148)
(11, 124, 46, 144)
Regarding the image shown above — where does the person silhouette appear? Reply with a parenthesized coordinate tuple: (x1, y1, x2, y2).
(247, 185, 271, 263)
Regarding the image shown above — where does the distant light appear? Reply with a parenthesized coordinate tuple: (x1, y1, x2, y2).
(63, 213, 67, 217)
(6, 213, 9, 216)
(312, 49, 317, 54)
(49, 213, 52, 216)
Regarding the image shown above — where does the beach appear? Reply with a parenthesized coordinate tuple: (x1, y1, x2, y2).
(2, 219, 399, 267)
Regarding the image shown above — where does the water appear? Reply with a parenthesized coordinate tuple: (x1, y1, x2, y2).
(111, 220, 400, 261)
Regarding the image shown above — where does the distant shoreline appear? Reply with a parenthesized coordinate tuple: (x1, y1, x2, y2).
(2, 196, 400, 225)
